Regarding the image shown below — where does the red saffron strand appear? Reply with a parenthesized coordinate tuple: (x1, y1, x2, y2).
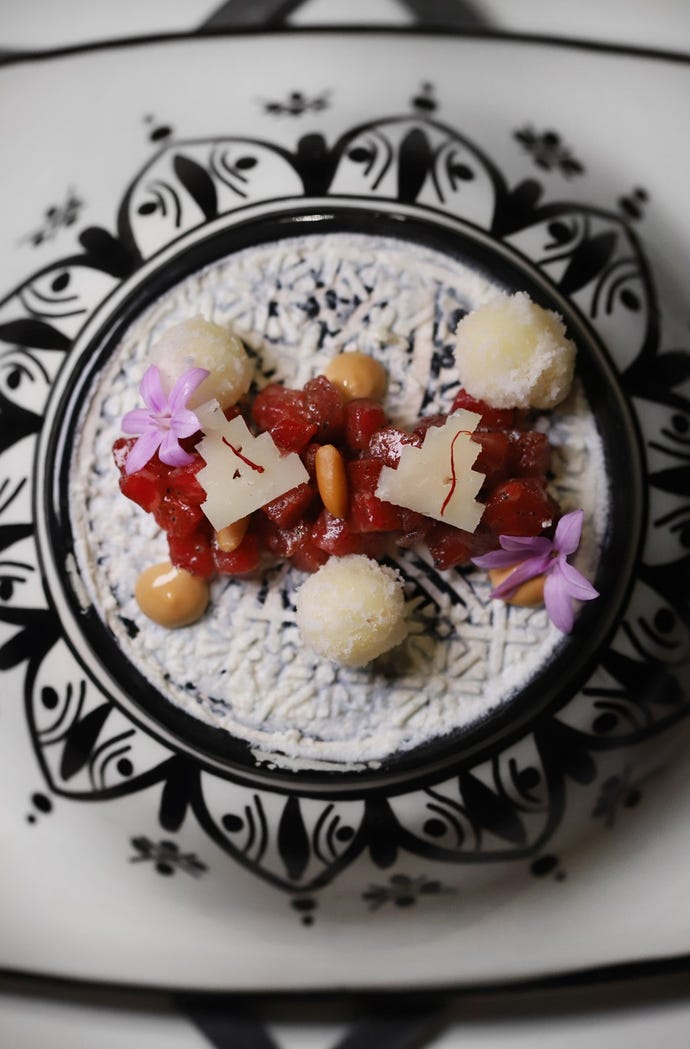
(222, 435, 265, 474)
(440, 429, 471, 516)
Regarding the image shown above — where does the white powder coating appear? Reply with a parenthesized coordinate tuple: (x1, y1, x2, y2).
(295, 555, 408, 667)
(455, 292, 576, 409)
(150, 316, 253, 410)
(70, 233, 609, 769)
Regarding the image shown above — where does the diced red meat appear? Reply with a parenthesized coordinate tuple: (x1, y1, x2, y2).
(311, 510, 389, 558)
(349, 490, 406, 534)
(364, 426, 422, 467)
(347, 459, 393, 533)
(394, 523, 433, 549)
(425, 522, 496, 569)
(113, 438, 167, 513)
(343, 399, 388, 451)
(262, 482, 316, 528)
(154, 495, 205, 537)
(165, 458, 207, 505)
(303, 376, 345, 443)
(347, 459, 426, 534)
(251, 383, 318, 453)
(412, 414, 447, 440)
(258, 518, 326, 573)
(300, 442, 322, 480)
(451, 389, 516, 431)
(481, 478, 558, 537)
(472, 431, 511, 490)
(118, 469, 162, 514)
(255, 517, 328, 572)
(116, 364, 561, 582)
(212, 530, 260, 575)
(112, 436, 134, 473)
(290, 540, 330, 573)
(149, 456, 209, 537)
(168, 528, 215, 578)
(507, 430, 551, 477)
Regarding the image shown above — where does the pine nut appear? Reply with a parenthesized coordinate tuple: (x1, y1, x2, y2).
(215, 515, 250, 553)
(315, 444, 348, 519)
(488, 566, 545, 607)
(324, 351, 387, 402)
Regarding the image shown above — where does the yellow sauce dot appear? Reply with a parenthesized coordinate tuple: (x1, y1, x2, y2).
(489, 565, 546, 607)
(324, 351, 388, 402)
(135, 561, 209, 628)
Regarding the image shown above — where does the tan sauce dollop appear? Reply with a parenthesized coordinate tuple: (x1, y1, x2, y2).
(135, 561, 209, 628)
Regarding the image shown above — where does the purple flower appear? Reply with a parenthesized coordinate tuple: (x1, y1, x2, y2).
(121, 364, 209, 475)
(472, 509, 599, 634)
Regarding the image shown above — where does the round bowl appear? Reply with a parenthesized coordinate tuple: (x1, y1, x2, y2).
(2, 30, 689, 983)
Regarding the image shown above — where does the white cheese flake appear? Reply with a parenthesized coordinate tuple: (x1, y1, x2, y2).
(376, 409, 485, 532)
(196, 400, 309, 531)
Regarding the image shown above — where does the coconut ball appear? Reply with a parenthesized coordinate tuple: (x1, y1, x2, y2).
(150, 316, 253, 411)
(295, 554, 408, 667)
(454, 292, 576, 409)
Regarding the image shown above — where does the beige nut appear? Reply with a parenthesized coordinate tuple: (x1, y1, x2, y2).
(315, 444, 348, 519)
(324, 351, 388, 402)
(135, 561, 209, 628)
(215, 515, 250, 553)
(489, 566, 546, 607)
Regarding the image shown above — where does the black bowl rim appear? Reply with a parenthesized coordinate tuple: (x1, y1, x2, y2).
(41, 204, 645, 795)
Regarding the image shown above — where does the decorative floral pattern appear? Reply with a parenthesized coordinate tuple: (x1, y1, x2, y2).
(363, 874, 455, 910)
(0, 87, 688, 915)
(22, 187, 84, 247)
(263, 89, 330, 116)
(129, 836, 208, 877)
(514, 126, 585, 178)
(592, 769, 644, 828)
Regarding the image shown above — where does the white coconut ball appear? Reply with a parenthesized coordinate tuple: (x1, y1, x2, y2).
(150, 316, 253, 411)
(454, 292, 576, 409)
(295, 554, 408, 667)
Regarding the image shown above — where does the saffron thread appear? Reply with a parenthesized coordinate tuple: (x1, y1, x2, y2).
(440, 429, 471, 516)
(222, 436, 265, 474)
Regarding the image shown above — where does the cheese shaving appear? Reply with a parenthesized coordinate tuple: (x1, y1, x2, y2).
(376, 410, 485, 532)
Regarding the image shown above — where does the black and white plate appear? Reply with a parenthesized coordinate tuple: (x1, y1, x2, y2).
(0, 29, 688, 990)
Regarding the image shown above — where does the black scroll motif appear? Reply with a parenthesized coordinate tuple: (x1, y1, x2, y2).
(0, 93, 687, 912)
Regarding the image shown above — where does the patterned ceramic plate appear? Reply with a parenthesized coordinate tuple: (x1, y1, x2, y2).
(0, 29, 689, 990)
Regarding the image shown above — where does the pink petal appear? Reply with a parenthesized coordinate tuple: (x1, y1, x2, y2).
(125, 429, 163, 474)
(170, 407, 202, 440)
(158, 428, 195, 467)
(473, 548, 527, 570)
(168, 367, 210, 413)
(544, 570, 575, 633)
(473, 534, 552, 570)
(556, 557, 599, 601)
(499, 534, 552, 556)
(121, 408, 154, 435)
(554, 509, 584, 556)
(163, 445, 196, 467)
(489, 552, 552, 599)
(140, 365, 168, 414)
